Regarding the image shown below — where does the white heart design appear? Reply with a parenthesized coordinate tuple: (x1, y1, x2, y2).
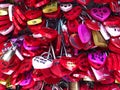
(105, 26, 120, 37)
(32, 56, 53, 69)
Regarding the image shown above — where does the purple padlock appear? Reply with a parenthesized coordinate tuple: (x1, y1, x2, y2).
(88, 50, 107, 69)
(90, 7, 111, 22)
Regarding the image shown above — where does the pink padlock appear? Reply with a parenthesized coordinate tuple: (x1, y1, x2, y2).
(90, 7, 111, 22)
(78, 24, 91, 43)
(88, 50, 107, 69)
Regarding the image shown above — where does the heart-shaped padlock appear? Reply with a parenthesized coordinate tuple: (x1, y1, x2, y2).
(77, 53, 89, 71)
(92, 30, 107, 48)
(77, 0, 90, 5)
(105, 26, 120, 37)
(109, 37, 120, 49)
(44, 7, 61, 18)
(67, 19, 79, 33)
(88, 50, 107, 69)
(78, 24, 92, 43)
(24, 0, 36, 8)
(91, 66, 114, 84)
(32, 56, 53, 69)
(85, 19, 100, 31)
(110, 1, 120, 13)
(64, 6, 82, 20)
(42, 1, 58, 14)
(50, 59, 71, 77)
(103, 16, 120, 26)
(59, 56, 78, 71)
(69, 33, 84, 50)
(60, 3, 73, 12)
(37, 27, 58, 41)
(90, 7, 111, 22)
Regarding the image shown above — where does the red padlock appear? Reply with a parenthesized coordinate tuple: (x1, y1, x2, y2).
(64, 6, 82, 20)
(44, 7, 61, 19)
(50, 59, 71, 77)
(67, 19, 79, 33)
(25, 9, 42, 20)
(110, 0, 120, 12)
(103, 16, 120, 26)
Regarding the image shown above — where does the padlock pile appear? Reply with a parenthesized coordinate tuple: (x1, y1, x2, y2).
(0, 0, 120, 90)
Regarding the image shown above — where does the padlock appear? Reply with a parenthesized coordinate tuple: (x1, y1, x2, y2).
(64, 6, 82, 20)
(44, 6, 61, 19)
(108, 37, 120, 54)
(88, 50, 107, 69)
(91, 66, 114, 84)
(105, 26, 120, 37)
(78, 24, 92, 43)
(92, 31, 107, 48)
(24, 0, 37, 8)
(42, 1, 58, 14)
(67, 19, 79, 33)
(60, 3, 73, 12)
(110, 0, 120, 12)
(90, 6, 111, 22)
(25, 9, 42, 20)
(0, 8, 8, 16)
(85, 19, 100, 31)
(103, 16, 120, 26)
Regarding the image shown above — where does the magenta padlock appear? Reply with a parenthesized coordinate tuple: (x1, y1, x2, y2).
(19, 73, 32, 86)
(90, 7, 111, 22)
(88, 50, 107, 69)
(78, 24, 91, 43)
(91, 66, 114, 84)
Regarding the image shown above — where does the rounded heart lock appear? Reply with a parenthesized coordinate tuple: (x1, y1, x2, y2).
(32, 69, 48, 81)
(50, 59, 71, 77)
(77, 53, 89, 71)
(17, 59, 32, 74)
(85, 19, 100, 31)
(90, 7, 111, 22)
(88, 50, 107, 69)
(69, 33, 84, 50)
(60, 3, 73, 12)
(44, 7, 61, 19)
(19, 73, 32, 86)
(24, 0, 37, 8)
(78, 24, 92, 43)
(110, 1, 120, 13)
(105, 26, 120, 37)
(67, 19, 79, 33)
(64, 6, 82, 20)
(110, 37, 120, 49)
(23, 35, 41, 47)
(103, 16, 120, 26)
(59, 56, 78, 71)
(32, 56, 53, 69)
(36, 27, 58, 41)
(91, 66, 114, 84)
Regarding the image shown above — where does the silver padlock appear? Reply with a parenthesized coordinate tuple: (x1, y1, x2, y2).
(1, 46, 16, 62)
